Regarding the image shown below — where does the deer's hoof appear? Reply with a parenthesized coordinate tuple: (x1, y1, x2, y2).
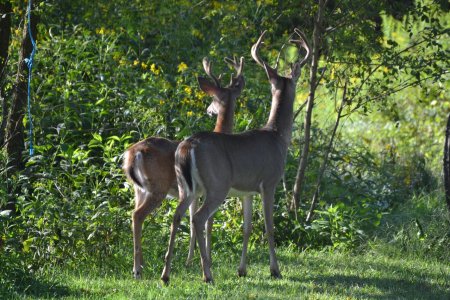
(237, 268, 247, 277)
(161, 275, 170, 285)
(271, 270, 282, 279)
(203, 276, 214, 284)
(133, 270, 142, 280)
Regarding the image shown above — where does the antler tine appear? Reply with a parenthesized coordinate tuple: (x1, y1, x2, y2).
(290, 28, 311, 68)
(202, 57, 221, 87)
(224, 56, 244, 78)
(251, 30, 268, 68)
(237, 56, 244, 78)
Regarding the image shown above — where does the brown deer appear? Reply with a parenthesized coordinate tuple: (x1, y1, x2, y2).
(161, 28, 310, 283)
(123, 56, 244, 279)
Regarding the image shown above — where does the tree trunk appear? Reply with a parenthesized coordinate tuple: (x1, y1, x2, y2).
(5, 0, 38, 172)
(3, 1, 39, 212)
(291, 0, 326, 213)
(444, 113, 450, 212)
(0, 1, 12, 146)
(306, 83, 347, 223)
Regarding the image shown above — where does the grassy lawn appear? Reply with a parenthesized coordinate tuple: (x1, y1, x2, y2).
(7, 247, 450, 299)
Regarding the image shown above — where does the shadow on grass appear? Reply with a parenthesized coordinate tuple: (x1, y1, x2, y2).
(286, 273, 449, 300)
(239, 250, 450, 299)
(2, 269, 84, 299)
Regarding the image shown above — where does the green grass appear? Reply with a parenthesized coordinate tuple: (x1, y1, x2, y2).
(3, 192, 449, 299)
(6, 247, 450, 300)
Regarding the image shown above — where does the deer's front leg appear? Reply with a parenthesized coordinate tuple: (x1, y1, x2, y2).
(261, 186, 281, 279)
(238, 195, 253, 277)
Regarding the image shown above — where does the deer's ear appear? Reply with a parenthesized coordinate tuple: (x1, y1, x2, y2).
(198, 77, 220, 96)
(264, 65, 278, 84)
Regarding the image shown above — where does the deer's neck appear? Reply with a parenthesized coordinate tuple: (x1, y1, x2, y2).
(264, 86, 295, 145)
(214, 102, 235, 134)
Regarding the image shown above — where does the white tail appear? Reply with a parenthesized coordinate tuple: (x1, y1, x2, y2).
(161, 29, 311, 283)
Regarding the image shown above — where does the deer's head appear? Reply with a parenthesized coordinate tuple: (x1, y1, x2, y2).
(197, 56, 245, 117)
(251, 29, 310, 93)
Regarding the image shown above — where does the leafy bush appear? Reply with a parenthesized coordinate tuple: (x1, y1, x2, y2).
(373, 191, 450, 260)
(1, 1, 448, 290)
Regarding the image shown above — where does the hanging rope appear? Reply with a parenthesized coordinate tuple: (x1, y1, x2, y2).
(24, 0, 36, 156)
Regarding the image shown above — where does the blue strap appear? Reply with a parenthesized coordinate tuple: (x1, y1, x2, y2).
(25, 0, 36, 156)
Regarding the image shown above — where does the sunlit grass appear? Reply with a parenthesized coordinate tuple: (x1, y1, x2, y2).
(8, 247, 450, 299)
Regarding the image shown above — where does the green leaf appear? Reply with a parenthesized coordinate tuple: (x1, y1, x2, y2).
(92, 133, 103, 142)
(23, 238, 35, 253)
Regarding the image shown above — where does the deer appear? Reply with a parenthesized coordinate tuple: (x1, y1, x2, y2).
(123, 56, 245, 279)
(161, 28, 311, 283)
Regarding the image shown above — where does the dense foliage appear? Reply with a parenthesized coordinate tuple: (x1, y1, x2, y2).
(1, 0, 449, 294)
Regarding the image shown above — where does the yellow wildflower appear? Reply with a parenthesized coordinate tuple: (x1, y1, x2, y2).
(184, 86, 192, 95)
(141, 62, 148, 69)
(177, 62, 188, 73)
(187, 111, 194, 117)
(197, 90, 206, 100)
(159, 100, 165, 105)
(96, 27, 106, 35)
(150, 63, 160, 75)
(133, 60, 140, 66)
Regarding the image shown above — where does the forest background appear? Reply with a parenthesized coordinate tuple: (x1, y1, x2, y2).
(0, 0, 449, 298)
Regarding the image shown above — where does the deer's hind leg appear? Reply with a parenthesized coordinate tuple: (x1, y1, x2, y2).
(186, 197, 198, 265)
(132, 187, 165, 279)
(193, 189, 228, 283)
(161, 188, 194, 284)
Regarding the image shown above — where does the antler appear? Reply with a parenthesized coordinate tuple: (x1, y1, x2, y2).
(251, 30, 268, 68)
(224, 56, 244, 78)
(251, 30, 278, 78)
(289, 28, 311, 78)
(202, 57, 221, 87)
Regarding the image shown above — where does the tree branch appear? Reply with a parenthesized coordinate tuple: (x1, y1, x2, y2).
(306, 80, 347, 223)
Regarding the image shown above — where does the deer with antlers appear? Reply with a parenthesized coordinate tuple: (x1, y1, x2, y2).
(123, 56, 244, 279)
(161, 28, 311, 283)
